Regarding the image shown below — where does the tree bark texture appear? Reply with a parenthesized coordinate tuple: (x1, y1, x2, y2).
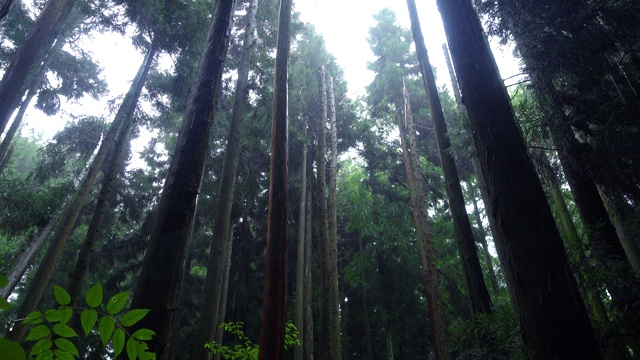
(6, 38, 152, 342)
(326, 75, 342, 360)
(257, 0, 292, 357)
(303, 181, 314, 360)
(357, 234, 374, 360)
(469, 184, 500, 295)
(193, 0, 259, 357)
(435, 0, 601, 358)
(407, 0, 492, 318)
(315, 66, 330, 360)
(294, 117, 308, 360)
(127, 1, 235, 357)
(0, 0, 74, 134)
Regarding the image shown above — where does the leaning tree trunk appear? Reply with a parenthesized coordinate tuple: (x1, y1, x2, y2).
(257, 0, 292, 358)
(126, 1, 235, 357)
(398, 83, 450, 360)
(6, 42, 153, 342)
(435, 0, 601, 358)
(406, 0, 492, 319)
(193, 1, 259, 358)
(294, 117, 308, 360)
(315, 66, 330, 360)
(326, 76, 342, 360)
(0, 0, 75, 134)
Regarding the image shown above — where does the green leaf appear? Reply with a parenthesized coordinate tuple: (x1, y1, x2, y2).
(53, 349, 74, 360)
(80, 309, 98, 336)
(112, 328, 126, 356)
(53, 285, 71, 306)
(52, 324, 78, 338)
(0, 338, 26, 360)
(99, 316, 115, 346)
(0, 297, 10, 310)
(54, 338, 79, 356)
(126, 338, 138, 360)
(120, 309, 150, 327)
(0, 274, 8, 287)
(34, 349, 53, 360)
(44, 307, 73, 324)
(22, 311, 43, 325)
(29, 338, 52, 356)
(25, 324, 50, 341)
(106, 291, 129, 315)
(85, 283, 103, 308)
(131, 328, 156, 341)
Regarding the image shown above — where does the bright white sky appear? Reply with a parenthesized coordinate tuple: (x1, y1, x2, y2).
(14, 0, 521, 144)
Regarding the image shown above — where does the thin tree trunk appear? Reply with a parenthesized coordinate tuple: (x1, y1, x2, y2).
(357, 234, 374, 360)
(326, 76, 342, 360)
(6, 39, 153, 342)
(167, 252, 194, 360)
(294, 117, 308, 360)
(303, 181, 314, 360)
(257, 0, 291, 357)
(66, 43, 157, 309)
(127, 1, 235, 357)
(398, 88, 450, 360)
(315, 66, 330, 360)
(0, 0, 75, 134)
(469, 183, 500, 295)
(193, 1, 258, 357)
(0, 145, 11, 173)
(213, 230, 234, 360)
(407, 0, 492, 319)
(436, 0, 602, 358)
(0, 0, 15, 22)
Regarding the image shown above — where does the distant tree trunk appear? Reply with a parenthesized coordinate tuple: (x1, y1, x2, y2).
(398, 84, 450, 360)
(66, 43, 157, 309)
(126, 1, 235, 357)
(6, 39, 153, 342)
(193, 1, 258, 357)
(213, 230, 234, 360)
(303, 182, 314, 360)
(407, 0, 492, 319)
(357, 234, 374, 360)
(167, 252, 194, 360)
(469, 183, 500, 295)
(0, 0, 75, 134)
(0, 145, 11, 173)
(294, 117, 308, 360)
(257, 0, 292, 358)
(315, 66, 330, 360)
(436, 0, 602, 358)
(326, 76, 342, 360)
(0, 0, 15, 21)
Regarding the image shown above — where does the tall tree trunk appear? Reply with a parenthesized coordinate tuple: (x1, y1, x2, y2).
(66, 43, 157, 309)
(357, 234, 374, 360)
(167, 251, 194, 360)
(398, 85, 450, 360)
(0, 0, 75, 134)
(469, 183, 500, 295)
(315, 66, 330, 360)
(213, 230, 234, 360)
(193, 1, 258, 357)
(126, 2, 235, 357)
(257, 0, 291, 357)
(6, 40, 153, 342)
(406, 0, 492, 319)
(435, 0, 602, 358)
(0, 0, 15, 22)
(326, 76, 342, 360)
(303, 181, 314, 360)
(294, 117, 308, 360)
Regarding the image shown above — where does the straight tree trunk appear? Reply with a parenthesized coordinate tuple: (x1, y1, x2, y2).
(315, 66, 330, 360)
(213, 231, 234, 360)
(167, 251, 194, 360)
(0, 0, 15, 21)
(326, 76, 342, 360)
(6, 40, 153, 342)
(66, 43, 157, 309)
(0, 0, 74, 134)
(303, 181, 314, 360)
(126, 1, 235, 357)
(406, 0, 492, 319)
(398, 85, 450, 360)
(294, 117, 308, 360)
(435, 0, 602, 358)
(257, 0, 292, 358)
(357, 234, 374, 360)
(193, 1, 259, 357)
(469, 184, 500, 295)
